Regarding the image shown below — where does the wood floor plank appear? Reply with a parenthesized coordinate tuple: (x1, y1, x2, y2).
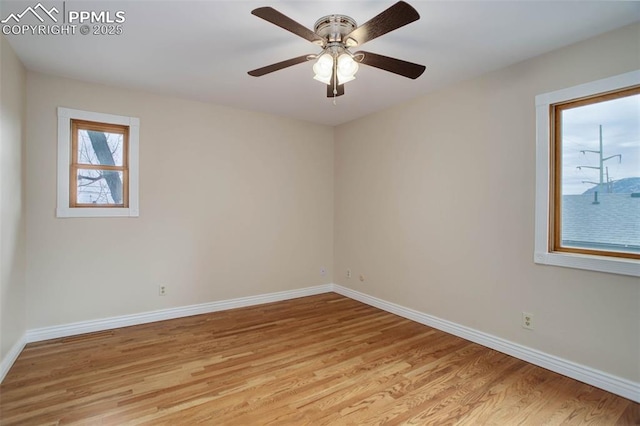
(1, 293, 637, 425)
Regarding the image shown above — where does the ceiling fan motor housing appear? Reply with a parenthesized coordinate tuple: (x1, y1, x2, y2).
(314, 15, 357, 43)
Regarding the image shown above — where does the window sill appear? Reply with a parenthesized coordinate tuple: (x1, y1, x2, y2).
(534, 251, 640, 277)
(56, 207, 139, 218)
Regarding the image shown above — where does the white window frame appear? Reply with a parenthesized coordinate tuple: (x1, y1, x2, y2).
(57, 107, 140, 218)
(534, 70, 640, 277)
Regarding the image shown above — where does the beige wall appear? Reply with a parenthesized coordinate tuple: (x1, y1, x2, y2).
(0, 35, 27, 362)
(4, 22, 638, 387)
(25, 72, 334, 328)
(334, 23, 640, 382)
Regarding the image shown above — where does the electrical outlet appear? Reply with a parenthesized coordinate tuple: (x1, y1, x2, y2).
(159, 285, 167, 296)
(346, 269, 352, 278)
(522, 312, 533, 330)
(320, 267, 327, 277)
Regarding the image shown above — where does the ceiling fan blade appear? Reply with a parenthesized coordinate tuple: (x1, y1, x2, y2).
(356, 51, 425, 79)
(345, 1, 419, 47)
(252, 7, 324, 46)
(248, 55, 311, 77)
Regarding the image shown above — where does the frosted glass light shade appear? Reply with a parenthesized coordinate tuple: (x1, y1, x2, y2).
(337, 54, 358, 76)
(336, 53, 358, 85)
(313, 53, 333, 84)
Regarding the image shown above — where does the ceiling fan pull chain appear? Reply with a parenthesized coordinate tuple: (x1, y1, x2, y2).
(332, 54, 338, 105)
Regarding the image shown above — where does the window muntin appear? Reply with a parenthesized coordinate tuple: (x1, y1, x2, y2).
(550, 87, 640, 260)
(70, 120, 129, 207)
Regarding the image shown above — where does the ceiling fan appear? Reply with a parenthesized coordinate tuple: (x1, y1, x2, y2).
(248, 1, 426, 99)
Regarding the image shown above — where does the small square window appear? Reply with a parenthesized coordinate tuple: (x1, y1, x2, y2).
(57, 108, 139, 218)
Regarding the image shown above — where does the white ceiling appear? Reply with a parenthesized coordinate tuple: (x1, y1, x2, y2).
(2, 1, 639, 126)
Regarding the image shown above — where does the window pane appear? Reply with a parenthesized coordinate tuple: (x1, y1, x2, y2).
(76, 169, 124, 205)
(77, 129, 124, 166)
(560, 93, 640, 254)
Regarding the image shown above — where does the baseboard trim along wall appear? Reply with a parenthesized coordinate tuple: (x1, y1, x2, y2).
(24, 284, 333, 343)
(331, 284, 640, 403)
(0, 335, 27, 383)
(3, 283, 638, 402)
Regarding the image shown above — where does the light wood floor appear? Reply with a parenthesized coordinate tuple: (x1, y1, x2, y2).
(1, 293, 638, 425)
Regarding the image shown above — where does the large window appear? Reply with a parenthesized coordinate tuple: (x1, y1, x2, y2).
(552, 87, 639, 260)
(535, 71, 640, 276)
(57, 108, 139, 218)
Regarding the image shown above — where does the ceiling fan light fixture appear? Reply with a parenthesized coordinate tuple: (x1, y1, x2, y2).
(313, 53, 333, 84)
(248, 2, 425, 98)
(313, 74, 332, 85)
(337, 73, 356, 85)
(337, 53, 358, 76)
(336, 53, 358, 84)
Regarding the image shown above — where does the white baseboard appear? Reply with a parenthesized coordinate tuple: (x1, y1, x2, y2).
(24, 284, 333, 344)
(332, 284, 640, 403)
(5, 283, 639, 403)
(0, 333, 26, 383)
(0, 285, 330, 383)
